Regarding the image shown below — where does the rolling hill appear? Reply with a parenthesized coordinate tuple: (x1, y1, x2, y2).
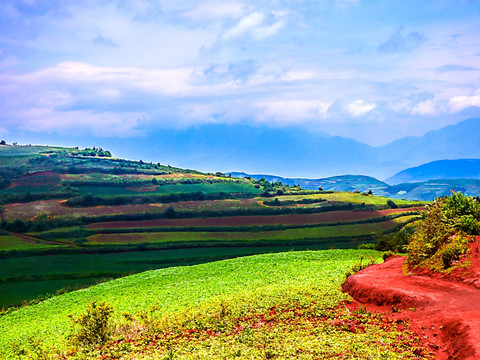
(0, 144, 423, 308)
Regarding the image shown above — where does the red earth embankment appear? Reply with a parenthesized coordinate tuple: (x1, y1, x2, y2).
(343, 241, 480, 359)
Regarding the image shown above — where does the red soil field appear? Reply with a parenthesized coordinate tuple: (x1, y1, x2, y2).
(10, 171, 60, 188)
(2, 200, 167, 221)
(87, 207, 423, 230)
(343, 237, 480, 359)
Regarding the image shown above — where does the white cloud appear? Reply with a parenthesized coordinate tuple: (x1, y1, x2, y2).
(16, 108, 147, 137)
(27, 62, 196, 96)
(221, 11, 285, 41)
(388, 99, 412, 113)
(448, 90, 480, 113)
(411, 99, 438, 115)
(182, 1, 246, 21)
(256, 99, 331, 122)
(222, 12, 265, 40)
(345, 100, 376, 117)
(251, 20, 285, 41)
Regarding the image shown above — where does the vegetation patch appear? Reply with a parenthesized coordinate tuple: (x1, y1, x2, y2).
(407, 192, 480, 272)
(1, 250, 432, 359)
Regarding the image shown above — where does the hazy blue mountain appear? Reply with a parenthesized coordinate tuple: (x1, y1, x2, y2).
(107, 124, 379, 179)
(120, 118, 480, 179)
(386, 159, 480, 184)
(376, 118, 480, 175)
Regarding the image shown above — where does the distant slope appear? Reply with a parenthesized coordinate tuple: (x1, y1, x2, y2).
(230, 173, 389, 192)
(386, 159, 480, 184)
(232, 172, 480, 201)
(377, 179, 480, 201)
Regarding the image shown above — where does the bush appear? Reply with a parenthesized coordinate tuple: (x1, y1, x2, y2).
(459, 215, 479, 235)
(375, 226, 415, 252)
(69, 301, 114, 348)
(407, 192, 479, 271)
(386, 200, 397, 209)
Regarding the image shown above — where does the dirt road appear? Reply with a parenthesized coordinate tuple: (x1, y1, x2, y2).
(343, 254, 480, 359)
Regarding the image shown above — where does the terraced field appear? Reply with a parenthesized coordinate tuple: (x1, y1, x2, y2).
(87, 207, 422, 229)
(0, 145, 424, 309)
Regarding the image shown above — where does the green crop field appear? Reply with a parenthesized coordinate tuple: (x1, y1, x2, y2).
(77, 182, 261, 197)
(0, 250, 432, 359)
(0, 235, 57, 251)
(277, 191, 422, 206)
(0, 244, 363, 308)
(86, 215, 416, 245)
(1, 251, 373, 353)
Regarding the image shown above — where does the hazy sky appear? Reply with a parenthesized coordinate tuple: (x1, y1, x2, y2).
(1, 0, 480, 146)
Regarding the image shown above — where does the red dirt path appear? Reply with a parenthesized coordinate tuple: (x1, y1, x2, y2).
(343, 239, 480, 359)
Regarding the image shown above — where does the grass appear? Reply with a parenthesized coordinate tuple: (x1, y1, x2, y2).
(0, 250, 379, 356)
(0, 235, 55, 251)
(0, 244, 362, 308)
(0, 250, 433, 359)
(77, 183, 261, 197)
(276, 192, 423, 207)
(0, 145, 66, 156)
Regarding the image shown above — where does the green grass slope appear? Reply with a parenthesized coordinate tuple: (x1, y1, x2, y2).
(0, 250, 381, 357)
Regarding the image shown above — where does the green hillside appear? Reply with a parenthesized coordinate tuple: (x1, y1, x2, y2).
(0, 250, 432, 359)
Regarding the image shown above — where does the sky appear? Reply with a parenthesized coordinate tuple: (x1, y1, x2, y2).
(0, 0, 480, 150)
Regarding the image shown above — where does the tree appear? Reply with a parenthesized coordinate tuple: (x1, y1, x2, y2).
(0, 140, 6, 145)
(165, 206, 176, 218)
(387, 199, 398, 209)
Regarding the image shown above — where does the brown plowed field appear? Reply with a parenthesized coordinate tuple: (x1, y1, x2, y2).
(87, 207, 422, 230)
(343, 238, 480, 359)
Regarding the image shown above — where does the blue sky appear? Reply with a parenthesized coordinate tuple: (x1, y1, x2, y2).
(0, 0, 480, 147)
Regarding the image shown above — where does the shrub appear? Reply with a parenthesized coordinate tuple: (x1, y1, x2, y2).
(459, 215, 479, 235)
(386, 199, 398, 209)
(375, 225, 415, 252)
(407, 192, 479, 272)
(68, 301, 114, 348)
(344, 255, 377, 278)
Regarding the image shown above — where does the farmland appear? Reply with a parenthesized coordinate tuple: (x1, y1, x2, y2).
(0, 145, 424, 308)
(0, 250, 435, 359)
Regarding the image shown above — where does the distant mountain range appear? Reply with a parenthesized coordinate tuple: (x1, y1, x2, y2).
(74, 117, 480, 181)
(385, 159, 480, 184)
(231, 158, 480, 201)
(10, 117, 480, 181)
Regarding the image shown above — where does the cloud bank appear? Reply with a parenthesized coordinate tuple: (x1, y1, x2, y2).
(0, 0, 479, 145)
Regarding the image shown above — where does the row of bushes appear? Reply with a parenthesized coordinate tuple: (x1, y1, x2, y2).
(0, 191, 78, 205)
(63, 191, 255, 207)
(263, 198, 327, 206)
